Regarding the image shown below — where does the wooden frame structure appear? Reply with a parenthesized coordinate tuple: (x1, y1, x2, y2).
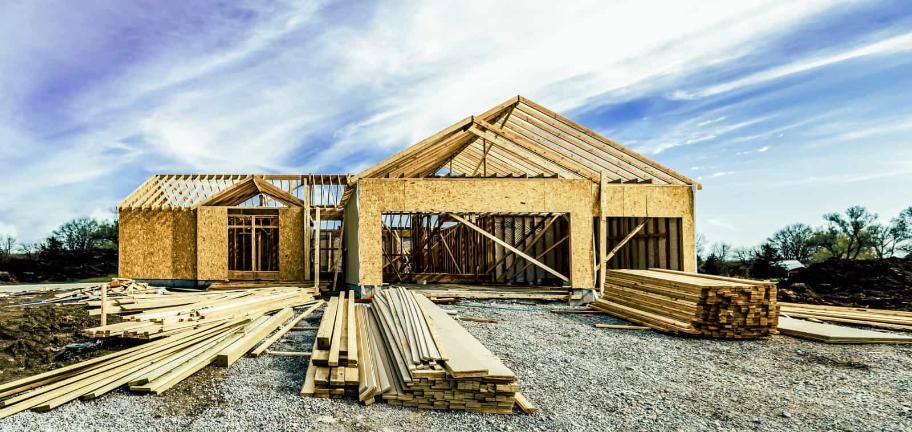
(119, 96, 698, 289)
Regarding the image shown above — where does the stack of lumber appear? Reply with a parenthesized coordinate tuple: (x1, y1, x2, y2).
(590, 269, 778, 339)
(779, 302, 912, 332)
(302, 290, 360, 398)
(81, 286, 320, 339)
(0, 296, 325, 419)
(302, 287, 525, 414)
(778, 316, 912, 344)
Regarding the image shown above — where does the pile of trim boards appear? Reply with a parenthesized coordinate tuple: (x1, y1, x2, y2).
(591, 269, 778, 339)
(0, 284, 322, 419)
(302, 287, 533, 414)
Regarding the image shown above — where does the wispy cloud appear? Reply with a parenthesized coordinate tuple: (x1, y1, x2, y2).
(0, 0, 910, 247)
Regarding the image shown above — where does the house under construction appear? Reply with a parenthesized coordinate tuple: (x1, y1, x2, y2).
(118, 96, 700, 292)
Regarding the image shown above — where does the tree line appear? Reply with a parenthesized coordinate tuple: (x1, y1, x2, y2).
(698, 205, 912, 279)
(0, 216, 118, 282)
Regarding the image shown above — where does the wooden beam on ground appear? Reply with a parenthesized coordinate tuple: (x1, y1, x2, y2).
(447, 213, 569, 283)
(251, 301, 325, 357)
(594, 324, 650, 330)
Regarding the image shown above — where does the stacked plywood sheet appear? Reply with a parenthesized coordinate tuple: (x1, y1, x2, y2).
(590, 269, 778, 339)
(779, 302, 912, 332)
(303, 287, 524, 414)
(777, 316, 912, 344)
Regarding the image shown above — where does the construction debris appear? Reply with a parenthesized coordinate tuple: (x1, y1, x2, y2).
(0, 282, 322, 419)
(302, 287, 525, 414)
(590, 269, 778, 339)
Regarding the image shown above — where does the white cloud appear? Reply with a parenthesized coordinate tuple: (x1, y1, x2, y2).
(674, 31, 912, 99)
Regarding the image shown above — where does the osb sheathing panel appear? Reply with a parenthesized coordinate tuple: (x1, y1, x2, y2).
(197, 206, 228, 280)
(118, 209, 196, 279)
(279, 208, 305, 281)
(356, 178, 596, 288)
(590, 184, 696, 272)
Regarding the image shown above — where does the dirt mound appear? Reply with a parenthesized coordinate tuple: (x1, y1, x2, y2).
(779, 257, 912, 310)
(0, 294, 128, 383)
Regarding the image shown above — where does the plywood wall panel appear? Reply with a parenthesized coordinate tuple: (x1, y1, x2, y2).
(118, 209, 196, 280)
(197, 206, 228, 281)
(279, 207, 305, 281)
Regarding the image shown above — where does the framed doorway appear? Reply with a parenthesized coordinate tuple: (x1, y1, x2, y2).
(227, 209, 279, 280)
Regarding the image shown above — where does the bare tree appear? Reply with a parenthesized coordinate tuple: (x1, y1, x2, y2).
(710, 242, 733, 262)
(870, 207, 912, 258)
(822, 205, 878, 259)
(769, 223, 815, 263)
(0, 234, 15, 257)
(695, 233, 707, 262)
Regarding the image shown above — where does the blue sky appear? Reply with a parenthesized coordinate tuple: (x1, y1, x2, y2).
(0, 0, 910, 247)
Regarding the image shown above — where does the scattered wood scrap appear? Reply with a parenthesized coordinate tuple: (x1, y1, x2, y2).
(589, 269, 778, 339)
(0, 282, 323, 419)
(303, 286, 529, 414)
(779, 303, 912, 332)
(777, 316, 912, 344)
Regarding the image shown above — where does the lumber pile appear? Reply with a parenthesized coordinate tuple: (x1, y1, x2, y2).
(0, 296, 324, 419)
(779, 302, 912, 332)
(777, 316, 912, 344)
(303, 290, 360, 398)
(81, 286, 320, 339)
(590, 269, 778, 339)
(16, 278, 158, 306)
(302, 287, 524, 414)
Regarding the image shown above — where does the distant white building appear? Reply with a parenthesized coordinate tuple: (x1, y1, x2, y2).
(778, 260, 805, 276)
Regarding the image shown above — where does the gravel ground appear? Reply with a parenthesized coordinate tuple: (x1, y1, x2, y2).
(3, 299, 911, 431)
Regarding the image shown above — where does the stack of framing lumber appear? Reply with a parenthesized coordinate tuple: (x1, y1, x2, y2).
(779, 303, 912, 332)
(0, 289, 324, 419)
(302, 287, 523, 414)
(303, 290, 360, 398)
(81, 287, 319, 339)
(590, 269, 778, 339)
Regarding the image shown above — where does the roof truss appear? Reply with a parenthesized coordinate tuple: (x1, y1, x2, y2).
(355, 96, 700, 188)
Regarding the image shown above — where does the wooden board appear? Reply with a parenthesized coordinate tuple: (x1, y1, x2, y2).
(777, 316, 912, 344)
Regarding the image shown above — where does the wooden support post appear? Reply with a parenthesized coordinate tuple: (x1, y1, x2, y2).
(99, 284, 107, 327)
(598, 172, 608, 295)
(447, 213, 569, 283)
(314, 207, 321, 290)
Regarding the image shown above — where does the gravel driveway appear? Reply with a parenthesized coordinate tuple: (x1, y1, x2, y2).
(3, 300, 910, 431)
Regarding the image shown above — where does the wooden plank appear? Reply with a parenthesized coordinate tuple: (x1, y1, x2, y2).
(216, 309, 294, 366)
(346, 290, 358, 366)
(251, 301, 325, 356)
(316, 296, 339, 349)
(598, 172, 608, 295)
(778, 316, 912, 344)
(594, 324, 650, 330)
(328, 291, 346, 367)
(514, 392, 538, 414)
